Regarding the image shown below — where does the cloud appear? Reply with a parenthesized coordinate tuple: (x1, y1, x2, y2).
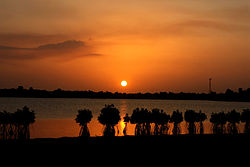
(0, 33, 73, 47)
(0, 40, 101, 60)
(37, 40, 84, 50)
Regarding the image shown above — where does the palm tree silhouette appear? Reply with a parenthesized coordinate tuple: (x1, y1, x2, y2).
(227, 109, 240, 135)
(75, 109, 93, 137)
(98, 104, 120, 136)
(197, 110, 207, 134)
(170, 110, 183, 135)
(241, 109, 250, 134)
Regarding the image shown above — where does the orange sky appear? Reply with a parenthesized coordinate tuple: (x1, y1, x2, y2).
(0, 0, 249, 93)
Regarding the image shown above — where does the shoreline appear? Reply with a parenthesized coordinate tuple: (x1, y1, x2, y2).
(0, 96, 250, 103)
(1, 134, 249, 145)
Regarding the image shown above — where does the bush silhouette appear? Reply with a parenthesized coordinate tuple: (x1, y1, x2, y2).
(98, 104, 120, 136)
(241, 109, 250, 134)
(75, 109, 93, 137)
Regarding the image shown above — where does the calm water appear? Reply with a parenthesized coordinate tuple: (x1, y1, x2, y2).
(0, 97, 249, 138)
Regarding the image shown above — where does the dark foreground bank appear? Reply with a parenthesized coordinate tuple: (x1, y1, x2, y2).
(1, 134, 249, 162)
(1, 134, 249, 148)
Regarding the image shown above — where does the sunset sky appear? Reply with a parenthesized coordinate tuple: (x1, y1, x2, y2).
(0, 0, 249, 93)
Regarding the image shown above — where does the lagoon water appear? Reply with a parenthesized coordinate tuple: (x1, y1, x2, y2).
(0, 97, 249, 138)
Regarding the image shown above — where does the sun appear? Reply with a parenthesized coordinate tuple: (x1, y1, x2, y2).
(121, 80, 127, 87)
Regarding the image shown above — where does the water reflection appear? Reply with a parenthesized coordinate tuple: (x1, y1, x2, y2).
(118, 100, 127, 136)
(1, 98, 248, 138)
(31, 119, 244, 138)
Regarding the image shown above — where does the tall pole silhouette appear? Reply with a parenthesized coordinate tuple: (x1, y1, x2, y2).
(209, 78, 212, 94)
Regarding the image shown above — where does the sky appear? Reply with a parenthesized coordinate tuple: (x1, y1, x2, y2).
(0, 0, 249, 93)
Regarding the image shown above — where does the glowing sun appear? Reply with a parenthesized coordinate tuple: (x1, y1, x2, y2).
(121, 80, 127, 87)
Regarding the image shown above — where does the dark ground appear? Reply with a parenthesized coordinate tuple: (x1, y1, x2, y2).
(0, 134, 249, 163)
(1, 134, 249, 149)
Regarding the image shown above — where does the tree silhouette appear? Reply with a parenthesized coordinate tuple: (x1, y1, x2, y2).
(227, 109, 240, 135)
(210, 112, 227, 134)
(184, 110, 198, 135)
(0, 111, 10, 140)
(14, 106, 35, 140)
(196, 110, 207, 134)
(123, 113, 130, 136)
(98, 104, 120, 136)
(157, 109, 170, 135)
(241, 109, 250, 134)
(75, 109, 93, 137)
(170, 110, 183, 135)
(141, 108, 152, 136)
(210, 113, 219, 134)
(130, 108, 143, 136)
(160, 111, 171, 135)
(151, 108, 170, 135)
(152, 108, 162, 135)
(130, 108, 152, 136)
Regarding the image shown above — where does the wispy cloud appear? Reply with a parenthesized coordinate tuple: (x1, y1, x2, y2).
(0, 40, 102, 60)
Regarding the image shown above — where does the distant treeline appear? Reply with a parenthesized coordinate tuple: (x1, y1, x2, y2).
(0, 86, 250, 102)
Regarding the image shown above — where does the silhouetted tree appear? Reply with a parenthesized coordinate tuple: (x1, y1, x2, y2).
(241, 109, 250, 134)
(158, 110, 170, 135)
(196, 110, 207, 134)
(98, 104, 120, 136)
(0, 107, 35, 140)
(75, 109, 93, 137)
(139, 108, 152, 136)
(0, 111, 10, 140)
(210, 113, 218, 134)
(152, 108, 162, 135)
(227, 110, 240, 135)
(184, 110, 198, 135)
(14, 106, 35, 140)
(130, 108, 152, 136)
(151, 108, 170, 135)
(123, 113, 130, 136)
(170, 110, 183, 135)
(210, 112, 227, 134)
(144, 108, 152, 135)
(130, 108, 143, 136)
